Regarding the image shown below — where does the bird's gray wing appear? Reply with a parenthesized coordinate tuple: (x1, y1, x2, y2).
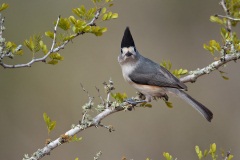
(129, 57, 187, 90)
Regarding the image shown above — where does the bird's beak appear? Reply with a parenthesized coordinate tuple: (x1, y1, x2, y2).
(125, 52, 133, 57)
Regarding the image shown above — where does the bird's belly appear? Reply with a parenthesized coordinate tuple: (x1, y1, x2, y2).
(132, 83, 166, 97)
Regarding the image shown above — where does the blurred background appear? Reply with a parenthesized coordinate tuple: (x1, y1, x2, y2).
(1, 0, 240, 159)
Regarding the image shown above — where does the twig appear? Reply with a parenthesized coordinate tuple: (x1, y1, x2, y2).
(223, 151, 231, 160)
(0, 16, 61, 68)
(215, 14, 240, 21)
(219, 0, 232, 33)
(95, 86, 105, 106)
(0, 8, 102, 69)
(23, 102, 126, 160)
(50, 15, 60, 51)
(180, 53, 240, 83)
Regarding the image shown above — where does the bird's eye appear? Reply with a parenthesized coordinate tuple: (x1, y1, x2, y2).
(121, 49, 123, 54)
(133, 47, 136, 52)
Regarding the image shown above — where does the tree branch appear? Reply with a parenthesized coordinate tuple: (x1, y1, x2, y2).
(215, 14, 240, 21)
(0, 8, 102, 69)
(219, 0, 232, 32)
(180, 53, 240, 83)
(23, 103, 126, 160)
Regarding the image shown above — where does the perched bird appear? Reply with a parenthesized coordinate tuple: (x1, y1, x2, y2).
(118, 27, 213, 122)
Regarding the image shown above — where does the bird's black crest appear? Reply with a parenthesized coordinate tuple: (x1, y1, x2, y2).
(121, 27, 135, 48)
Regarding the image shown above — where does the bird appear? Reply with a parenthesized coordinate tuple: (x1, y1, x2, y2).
(118, 27, 213, 122)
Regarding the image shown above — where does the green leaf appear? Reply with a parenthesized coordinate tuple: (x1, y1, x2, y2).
(228, 154, 234, 160)
(102, 13, 108, 20)
(107, 12, 113, 19)
(219, 70, 229, 80)
(160, 60, 172, 71)
(70, 135, 82, 142)
(24, 34, 42, 53)
(163, 152, 173, 160)
(140, 102, 152, 108)
(0, 3, 9, 12)
(195, 146, 203, 160)
(203, 149, 208, 157)
(101, 7, 107, 14)
(210, 15, 224, 24)
(100, 27, 107, 33)
(209, 40, 221, 51)
(39, 41, 48, 54)
(165, 101, 173, 108)
(109, 3, 114, 7)
(178, 68, 183, 75)
(111, 13, 118, 19)
(222, 75, 229, 80)
(48, 59, 59, 65)
(69, 16, 77, 24)
(63, 35, 75, 41)
(144, 103, 152, 108)
(49, 53, 64, 61)
(203, 40, 221, 55)
(111, 92, 127, 103)
(57, 18, 71, 31)
(43, 112, 56, 134)
(45, 31, 54, 39)
(15, 49, 23, 55)
(210, 143, 217, 153)
(72, 5, 86, 18)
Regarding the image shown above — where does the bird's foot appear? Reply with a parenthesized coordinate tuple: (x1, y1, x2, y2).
(161, 94, 169, 102)
(124, 98, 146, 105)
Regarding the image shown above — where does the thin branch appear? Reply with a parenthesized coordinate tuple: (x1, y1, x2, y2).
(50, 15, 60, 51)
(0, 8, 102, 69)
(215, 14, 240, 21)
(180, 53, 240, 83)
(23, 103, 125, 160)
(0, 13, 5, 59)
(223, 150, 231, 160)
(0, 16, 61, 68)
(219, 0, 232, 33)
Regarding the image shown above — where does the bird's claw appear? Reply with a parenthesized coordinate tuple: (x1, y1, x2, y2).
(161, 94, 169, 102)
(124, 98, 146, 105)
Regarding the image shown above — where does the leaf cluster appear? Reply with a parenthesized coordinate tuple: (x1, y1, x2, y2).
(43, 112, 56, 135)
(160, 60, 188, 78)
(204, 0, 240, 56)
(0, 0, 118, 66)
(195, 143, 233, 160)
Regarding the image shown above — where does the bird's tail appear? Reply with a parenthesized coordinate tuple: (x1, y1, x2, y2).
(166, 88, 213, 122)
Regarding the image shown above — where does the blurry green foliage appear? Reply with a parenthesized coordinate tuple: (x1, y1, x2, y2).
(111, 92, 127, 103)
(163, 152, 174, 160)
(164, 101, 173, 108)
(139, 102, 152, 108)
(124, 143, 234, 160)
(24, 35, 42, 54)
(195, 143, 233, 160)
(203, 40, 221, 55)
(43, 112, 56, 135)
(204, 0, 240, 56)
(0, 0, 118, 66)
(69, 135, 82, 142)
(161, 60, 188, 78)
(0, 3, 8, 12)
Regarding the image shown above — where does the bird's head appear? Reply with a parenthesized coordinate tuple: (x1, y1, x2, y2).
(118, 27, 140, 65)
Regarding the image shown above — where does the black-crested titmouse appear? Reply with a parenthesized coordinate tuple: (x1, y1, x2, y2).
(118, 27, 213, 122)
